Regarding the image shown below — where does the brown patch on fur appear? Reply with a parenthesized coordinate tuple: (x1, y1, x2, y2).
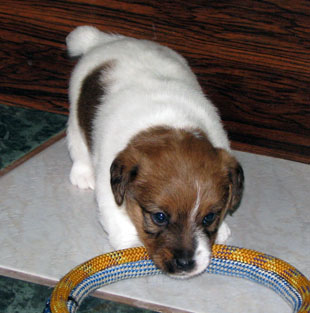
(110, 126, 244, 274)
(77, 61, 114, 150)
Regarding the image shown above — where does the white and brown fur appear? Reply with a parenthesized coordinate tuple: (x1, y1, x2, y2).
(66, 26, 244, 278)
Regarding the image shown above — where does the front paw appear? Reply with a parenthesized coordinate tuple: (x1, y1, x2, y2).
(215, 221, 231, 244)
(70, 162, 95, 190)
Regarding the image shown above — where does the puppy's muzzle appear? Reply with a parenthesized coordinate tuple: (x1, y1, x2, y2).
(167, 249, 196, 274)
(175, 257, 195, 271)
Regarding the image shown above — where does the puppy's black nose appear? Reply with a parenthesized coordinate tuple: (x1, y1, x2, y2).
(175, 257, 195, 271)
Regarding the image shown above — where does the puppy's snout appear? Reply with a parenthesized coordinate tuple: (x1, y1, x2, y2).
(175, 257, 195, 271)
(172, 249, 196, 272)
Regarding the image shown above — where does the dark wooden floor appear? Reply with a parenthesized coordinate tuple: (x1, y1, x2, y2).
(1, 0, 309, 163)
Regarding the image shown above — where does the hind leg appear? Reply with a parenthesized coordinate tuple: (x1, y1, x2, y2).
(67, 114, 95, 190)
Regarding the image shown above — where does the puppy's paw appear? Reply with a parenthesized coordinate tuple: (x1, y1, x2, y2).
(70, 162, 95, 190)
(215, 221, 231, 244)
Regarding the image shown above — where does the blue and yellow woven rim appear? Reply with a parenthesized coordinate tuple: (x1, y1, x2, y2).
(44, 245, 310, 313)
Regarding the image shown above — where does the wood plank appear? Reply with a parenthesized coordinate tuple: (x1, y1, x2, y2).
(0, 0, 309, 163)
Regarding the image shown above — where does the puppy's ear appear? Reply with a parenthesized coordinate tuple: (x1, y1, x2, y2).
(110, 153, 139, 206)
(228, 160, 244, 215)
(219, 149, 244, 215)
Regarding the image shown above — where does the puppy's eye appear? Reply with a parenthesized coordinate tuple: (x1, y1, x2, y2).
(202, 213, 216, 226)
(151, 212, 168, 226)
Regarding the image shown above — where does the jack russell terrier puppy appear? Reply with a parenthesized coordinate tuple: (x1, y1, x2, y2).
(66, 26, 244, 278)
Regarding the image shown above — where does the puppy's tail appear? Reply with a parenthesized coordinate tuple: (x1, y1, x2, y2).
(66, 25, 123, 57)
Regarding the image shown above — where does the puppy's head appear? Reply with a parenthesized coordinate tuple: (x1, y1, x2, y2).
(110, 127, 244, 278)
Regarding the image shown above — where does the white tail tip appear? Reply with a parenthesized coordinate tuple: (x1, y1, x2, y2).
(66, 26, 102, 57)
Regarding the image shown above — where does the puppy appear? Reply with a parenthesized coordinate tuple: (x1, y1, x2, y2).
(66, 26, 244, 278)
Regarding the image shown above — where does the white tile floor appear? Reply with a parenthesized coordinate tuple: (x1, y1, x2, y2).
(0, 138, 309, 313)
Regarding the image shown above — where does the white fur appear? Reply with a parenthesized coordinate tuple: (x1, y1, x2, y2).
(66, 26, 231, 254)
(192, 223, 231, 277)
(215, 221, 232, 244)
(192, 229, 212, 277)
(190, 182, 201, 224)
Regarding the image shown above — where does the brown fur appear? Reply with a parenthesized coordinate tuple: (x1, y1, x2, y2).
(77, 62, 114, 149)
(110, 126, 244, 274)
